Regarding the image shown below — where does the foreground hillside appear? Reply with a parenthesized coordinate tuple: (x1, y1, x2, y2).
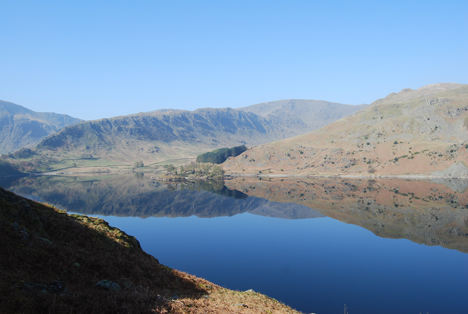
(0, 187, 301, 314)
(224, 83, 468, 177)
(0, 100, 82, 154)
(1, 100, 363, 172)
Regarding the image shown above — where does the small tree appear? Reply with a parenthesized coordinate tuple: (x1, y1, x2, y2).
(212, 165, 225, 177)
(164, 164, 175, 172)
(134, 161, 144, 168)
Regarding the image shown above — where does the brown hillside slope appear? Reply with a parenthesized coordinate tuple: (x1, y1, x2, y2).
(224, 83, 468, 177)
(0, 187, 302, 314)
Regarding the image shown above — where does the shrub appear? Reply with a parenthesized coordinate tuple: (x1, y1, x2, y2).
(134, 161, 144, 168)
(211, 165, 225, 176)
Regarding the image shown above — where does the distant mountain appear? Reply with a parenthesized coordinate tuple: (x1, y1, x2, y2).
(239, 99, 368, 137)
(0, 100, 83, 154)
(3, 100, 364, 170)
(224, 83, 468, 177)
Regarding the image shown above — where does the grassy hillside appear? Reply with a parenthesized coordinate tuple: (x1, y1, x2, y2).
(0, 100, 83, 154)
(0, 186, 302, 313)
(224, 83, 468, 177)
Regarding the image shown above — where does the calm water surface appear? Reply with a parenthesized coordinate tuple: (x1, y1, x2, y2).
(2, 174, 467, 314)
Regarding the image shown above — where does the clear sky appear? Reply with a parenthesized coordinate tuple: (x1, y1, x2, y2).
(1, 0, 467, 120)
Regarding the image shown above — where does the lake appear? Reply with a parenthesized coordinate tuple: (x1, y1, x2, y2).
(1, 174, 467, 314)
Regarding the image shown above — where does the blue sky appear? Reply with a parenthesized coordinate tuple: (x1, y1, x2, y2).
(1, 0, 467, 120)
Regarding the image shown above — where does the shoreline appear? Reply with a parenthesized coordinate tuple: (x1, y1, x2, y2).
(224, 172, 468, 180)
(2, 170, 468, 181)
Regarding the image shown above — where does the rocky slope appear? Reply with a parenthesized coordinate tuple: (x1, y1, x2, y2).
(225, 177, 468, 253)
(224, 83, 468, 177)
(0, 186, 302, 314)
(0, 100, 83, 154)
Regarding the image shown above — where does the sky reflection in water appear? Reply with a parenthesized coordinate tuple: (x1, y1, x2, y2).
(98, 212, 468, 314)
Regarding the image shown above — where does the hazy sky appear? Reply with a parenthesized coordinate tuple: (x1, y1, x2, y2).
(1, 0, 467, 120)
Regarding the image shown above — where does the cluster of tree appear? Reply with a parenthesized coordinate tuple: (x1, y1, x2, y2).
(183, 180, 247, 199)
(164, 164, 176, 172)
(164, 161, 224, 177)
(196, 145, 247, 164)
(133, 161, 144, 168)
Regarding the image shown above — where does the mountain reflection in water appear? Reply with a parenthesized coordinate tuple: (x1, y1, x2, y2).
(2, 174, 468, 253)
(1, 174, 467, 314)
(226, 177, 468, 253)
(0, 174, 323, 219)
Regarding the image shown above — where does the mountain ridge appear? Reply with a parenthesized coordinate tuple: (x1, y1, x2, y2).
(2, 99, 364, 171)
(0, 100, 83, 154)
(224, 83, 468, 177)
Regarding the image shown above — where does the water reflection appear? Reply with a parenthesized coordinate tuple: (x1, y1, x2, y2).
(2, 174, 468, 253)
(0, 174, 323, 219)
(225, 177, 468, 253)
(1, 174, 467, 313)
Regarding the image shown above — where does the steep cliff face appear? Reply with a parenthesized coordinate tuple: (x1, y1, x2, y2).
(0, 100, 82, 154)
(224, 83, 468, 177)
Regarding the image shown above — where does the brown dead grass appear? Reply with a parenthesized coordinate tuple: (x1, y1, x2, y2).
(0, 187, 302, 314)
